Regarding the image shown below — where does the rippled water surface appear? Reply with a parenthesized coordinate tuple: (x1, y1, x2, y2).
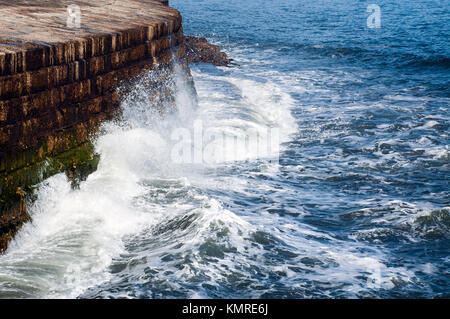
(0, 0, 448, 298)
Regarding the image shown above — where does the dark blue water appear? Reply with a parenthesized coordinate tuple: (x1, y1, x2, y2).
(0, 0, 448, 298)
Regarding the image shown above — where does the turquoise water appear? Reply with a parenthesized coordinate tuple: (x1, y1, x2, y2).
(0, 0, 448, 298)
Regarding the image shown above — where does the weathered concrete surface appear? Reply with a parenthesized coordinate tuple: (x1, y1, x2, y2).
(0, 0, 186, 252)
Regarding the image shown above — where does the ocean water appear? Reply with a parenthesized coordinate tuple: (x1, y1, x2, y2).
(0, 0, 449, 298)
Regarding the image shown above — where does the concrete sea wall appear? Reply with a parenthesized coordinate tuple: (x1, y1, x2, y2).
(0, 0, 187, 252)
